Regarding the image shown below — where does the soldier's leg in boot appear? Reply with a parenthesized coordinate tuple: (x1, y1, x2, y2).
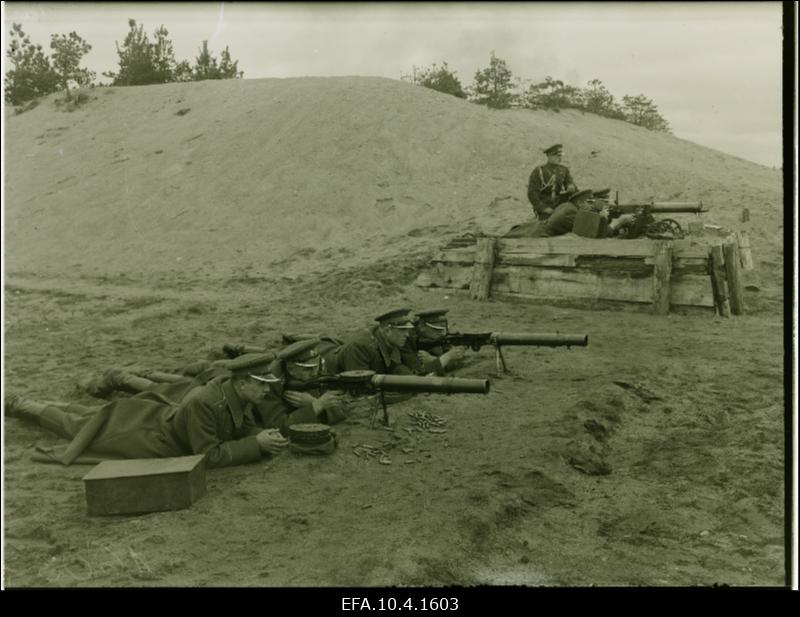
(107, 369, 158, 394)
(8, 398, 92, 439)
(79, 367, 148, 397)
(134, 369, 184, 383)
(172, 361, 213, 378)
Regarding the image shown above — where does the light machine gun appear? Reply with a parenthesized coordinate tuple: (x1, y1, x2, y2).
(286, 370, 490, 428)
(418, 332, 588, 374)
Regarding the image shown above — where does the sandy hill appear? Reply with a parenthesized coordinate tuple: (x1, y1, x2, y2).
(4, 76, 783, 282)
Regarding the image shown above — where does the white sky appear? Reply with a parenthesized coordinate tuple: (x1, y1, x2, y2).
(1, 1, 786, 167)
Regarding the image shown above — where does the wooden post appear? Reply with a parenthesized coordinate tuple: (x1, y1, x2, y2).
(709, 245, 730, 317)
(723, 241, 745, 315)
(736, 231, 754, 271)
(651, 240, 673, 314)
(469, 237, 497, 300)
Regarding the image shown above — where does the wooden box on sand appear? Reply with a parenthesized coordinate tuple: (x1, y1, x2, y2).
(414, 231, 753, 317)
(82, 455, 207, 516)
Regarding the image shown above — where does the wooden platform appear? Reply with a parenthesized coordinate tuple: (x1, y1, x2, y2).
(414, 232, 752, 316)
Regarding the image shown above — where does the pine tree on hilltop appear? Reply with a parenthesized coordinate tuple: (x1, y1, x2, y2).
(470, 51, 514, 109)
(105, 19, 178, 86)
(621, 94, 671, 133)
(49, 31, 95, 101)
(192, 41, 243, 80)
(4, 23, 59, 105)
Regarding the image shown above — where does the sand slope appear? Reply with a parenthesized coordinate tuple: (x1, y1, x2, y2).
(4, 77, 783, 280)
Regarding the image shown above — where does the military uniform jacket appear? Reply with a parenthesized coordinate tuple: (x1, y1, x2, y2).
(527, 163, 575, 217)
(330, 325, 414, 375)
(165, 378, 263, 468)
(34, 379, 263, 468)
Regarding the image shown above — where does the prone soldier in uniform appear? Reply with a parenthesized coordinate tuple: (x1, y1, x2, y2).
(542, 189, 636, 238)
(254, 338, 349, 433)
(77, 355, 269, 402)
(327, 308, 419, 375)
(4, 354, 288, 468)
(403, 309, 466, 375)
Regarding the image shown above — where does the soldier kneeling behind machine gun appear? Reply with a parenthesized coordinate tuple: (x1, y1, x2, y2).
(573, 189, 707, 240)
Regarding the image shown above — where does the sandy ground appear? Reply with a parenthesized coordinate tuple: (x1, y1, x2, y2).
(2, 77, 788, 587)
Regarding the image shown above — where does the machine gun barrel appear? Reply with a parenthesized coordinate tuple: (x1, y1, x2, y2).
(492, 332, 588, 347)
(286, 371, 490, 395)
(371, 374, 490, 394)
(613, 201, 706, 213)
(286, 371, 489, 428)
(444, 331, 588, 350)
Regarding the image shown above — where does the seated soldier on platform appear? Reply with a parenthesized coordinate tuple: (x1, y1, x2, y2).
(4, 354, 288, 468)
(506, 143, 578, 238)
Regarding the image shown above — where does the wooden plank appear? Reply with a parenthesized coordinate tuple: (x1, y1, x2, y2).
(574, 256, 652, 275)
(433, 248, 479, 264)
(498, 237, 656, 257)
(496, 254, 577, 267)
(419, 257, 714, 307)
(709, 244, 731, 317)
(644, 256, 708, 269)
(492, 266, 714, 307)
(469, 237, 497, 300)
(497, 236, 710, 259)
(736, 231, 754, 271)
(445, 249, 707, 272)
(492, 266, 655, 303)
(723, 241, 745, 315)
(652, 241, 672, 314)
(442, 237, 479, 249)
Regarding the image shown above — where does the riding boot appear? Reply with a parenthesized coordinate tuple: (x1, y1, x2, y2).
(110, 369, 158, 393)
(80, 368, 157, 397)
(5, 396, 89, 439)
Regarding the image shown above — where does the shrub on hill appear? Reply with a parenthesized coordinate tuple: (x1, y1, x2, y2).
(50, 31, 95, 101)
(4, 23, 59, 105)
(403, 62, 467, 99)
(104, 20, 179, 86)
(417, 50, 671, 133)
(470, 51, 515, 109)
(191, 41, 243, 81)
(620, 94, 671, 133)
(104, 20, 243, 86)
(520, 76, 582, 111)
